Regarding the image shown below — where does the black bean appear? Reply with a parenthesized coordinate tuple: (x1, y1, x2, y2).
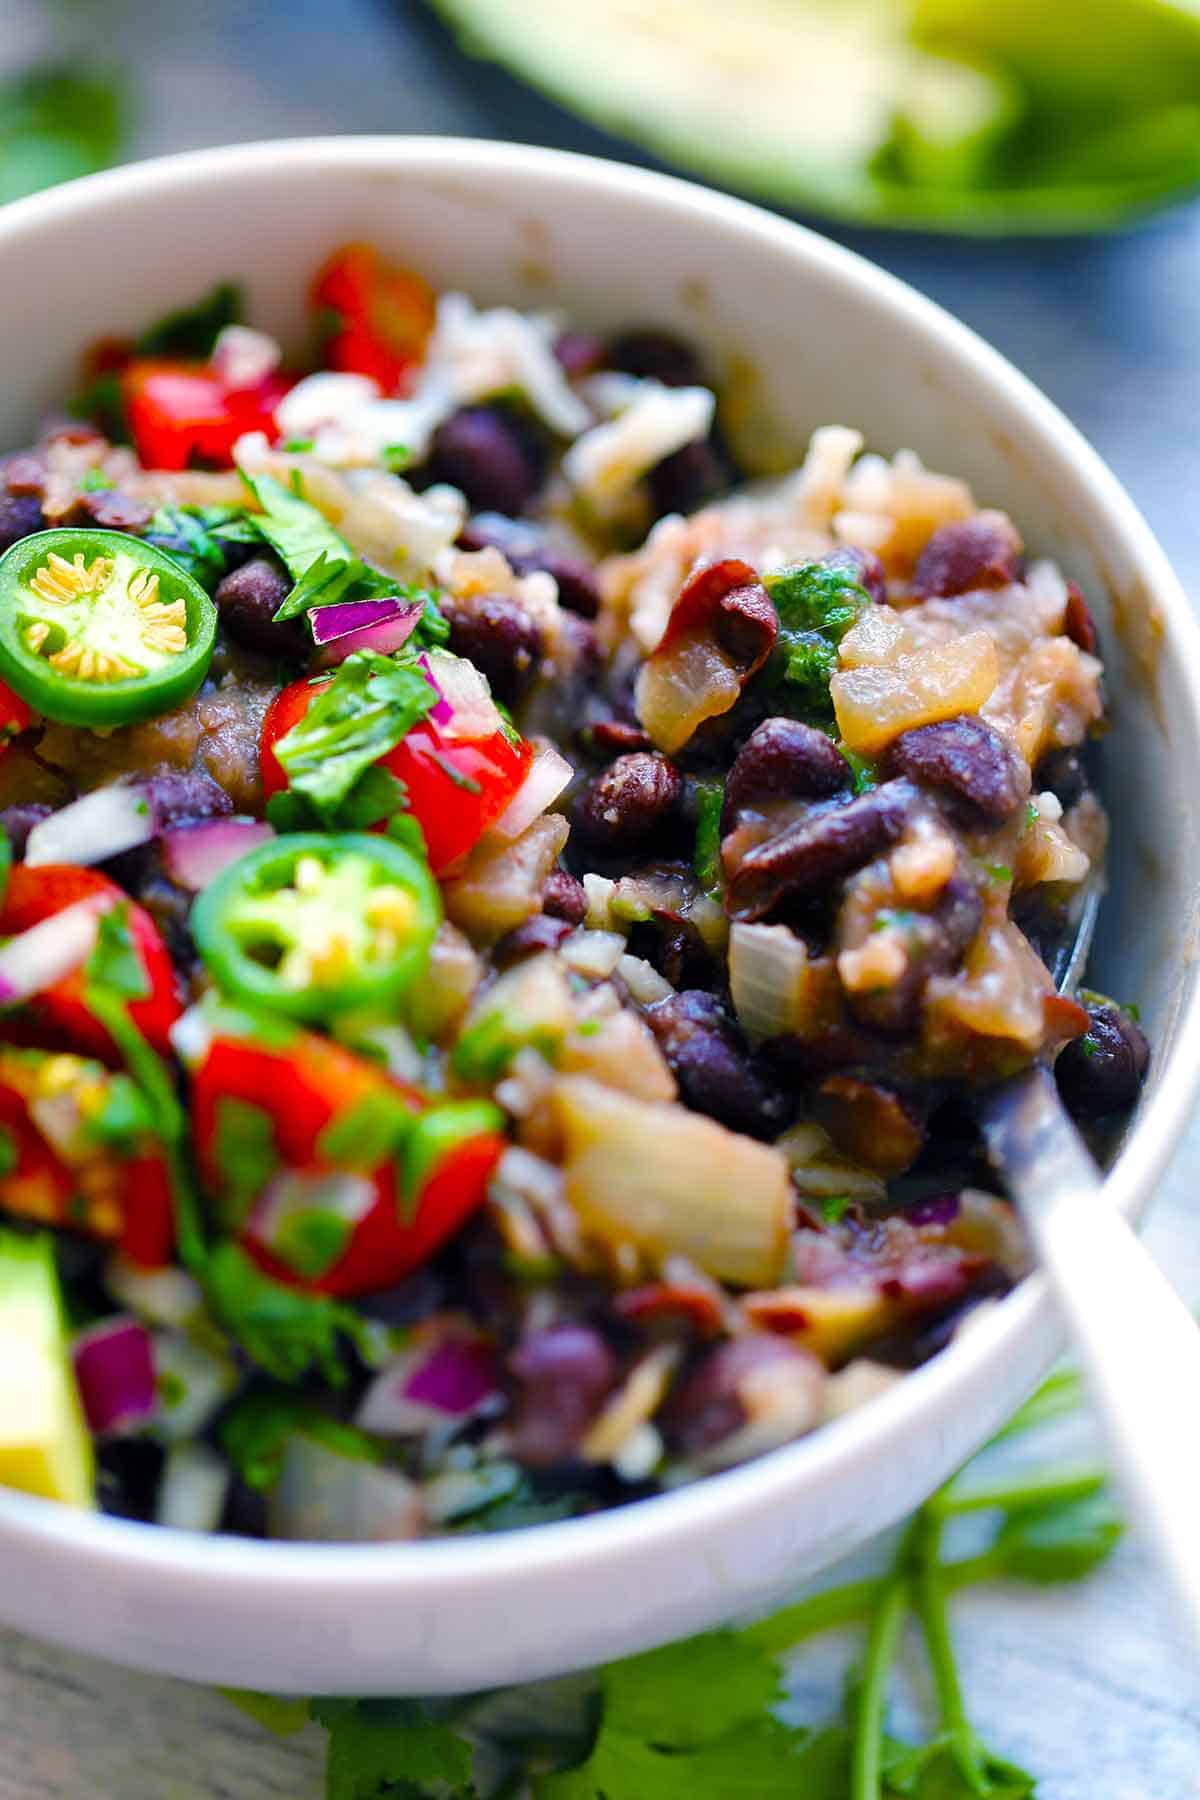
(457, 513, 602, 619)
(142, 769, 233, 826)
(646, 990, 791, 1139)
(723, 718, 852, 828)
(815, 1075, 927, 1176)
(507, 1325, 618, 1467)
(442, 592, 543, 705)
(712, 581, 777, 669)
(727, 781, 916, 922)
(213, 555, 307, 658)
(648, 436, 730, 518)
(822, 545, 887, 606)
(1055, 996, 1150, 1120)
(494, 912, 575, 967)
(0, 804, 51, 858)
(664, 1336, 818, 1458)
(577, 752, 683, 852)
(913, 514, 1023, 600)
(588, 719, 653, 755)
(81, 490, 154, 533)
(0, 490, 45, 553)
(542, 869, 588, 925)
(1033, 748, 1088, 812)
(1064, 581, 1099, 655)
(626, 910, 718, 993)
(96, 1439, 165, 1523)
(554, 330, 607, 379)
(883, 716, 1027, 823)
(426, 405, 546, 516)
(608, 329, 705, 389)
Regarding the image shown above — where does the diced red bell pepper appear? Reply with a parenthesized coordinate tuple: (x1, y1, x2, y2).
(122, 358, 293, 471)
(260, 677, 533, 874)
(312, 244, 435, 394)
(0, 865, 182, 1063)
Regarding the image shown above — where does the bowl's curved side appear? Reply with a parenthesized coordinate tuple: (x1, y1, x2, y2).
(0, 137, 1197, 1694)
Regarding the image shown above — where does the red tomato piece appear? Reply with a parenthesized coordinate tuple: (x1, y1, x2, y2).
(191, 1021, 499, 1298)
(0, 681, 33, 747)
(312, 244, 436, 394)
(260, 677, 533, 874)
(0, 865, 182, 1062)
(0, 1067, 174, 1267)
(122, 358, 292, 470)
(192, 1024, 422, 1177)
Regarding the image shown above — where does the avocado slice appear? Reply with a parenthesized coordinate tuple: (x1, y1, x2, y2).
(430, 0, 1200, 233)
(0, 1231, 94, 1508)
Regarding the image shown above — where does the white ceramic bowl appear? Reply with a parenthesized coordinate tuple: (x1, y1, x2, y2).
(0, 138, 1198, 1696)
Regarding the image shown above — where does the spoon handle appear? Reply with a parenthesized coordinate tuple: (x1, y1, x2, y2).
(981, 1065, 1200, 1654)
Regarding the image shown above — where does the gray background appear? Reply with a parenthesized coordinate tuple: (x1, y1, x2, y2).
(1, 2, 1199, 1792)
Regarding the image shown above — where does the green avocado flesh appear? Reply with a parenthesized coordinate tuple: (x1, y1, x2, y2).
(430, 0, 1200, 233)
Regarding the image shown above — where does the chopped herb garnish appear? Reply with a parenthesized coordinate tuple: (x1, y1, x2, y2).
(271, 650, 436, 823)
(986, 863, 1012, 885)
(381, 443, 412, 471)
(764, 560, 871, 723)
(820, 1194, 852, 1222)
(79, 467, 114, 493)
(692, 776, 725, 895)
(282, 438, 315, 455)
(137, 281, 241, 359)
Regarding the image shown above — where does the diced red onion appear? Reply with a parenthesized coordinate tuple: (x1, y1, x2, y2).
(162, 817, 274, 892)
(25, 785, 157, 869)
(489, 742, 573, 842)
(314, 599, 424, 666)
(418, 650, 502, 741)
(73, 1316, 157, 1436)
(269, 1435, 424, 1542)
(156, 1443, 231, 1533)
(906, 1193, 961, 1228)
(309, 596, 418, 645)
(356, 1338, 498, 1437)
(0, 897, 105, 1007)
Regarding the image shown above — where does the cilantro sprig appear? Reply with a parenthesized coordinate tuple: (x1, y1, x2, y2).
(226, 1368, 1122, 1798)
(763, 559, 872, 723)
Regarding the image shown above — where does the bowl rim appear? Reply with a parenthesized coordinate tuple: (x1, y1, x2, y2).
(1, 133, 1199, 1616)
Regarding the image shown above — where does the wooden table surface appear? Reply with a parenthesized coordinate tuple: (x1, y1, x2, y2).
(2, 2, 1200, 1792)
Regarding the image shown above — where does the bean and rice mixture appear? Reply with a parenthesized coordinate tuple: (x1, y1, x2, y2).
(0, 248, 1147, 1539)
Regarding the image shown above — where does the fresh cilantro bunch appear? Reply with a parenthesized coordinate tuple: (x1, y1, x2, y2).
(226, 1362, 1119, 1799)
(764, 560, 872, 722)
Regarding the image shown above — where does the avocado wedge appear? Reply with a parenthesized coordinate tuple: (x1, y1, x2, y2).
(429, 0, 1200, 233)
(0, 1231, 94, 1508)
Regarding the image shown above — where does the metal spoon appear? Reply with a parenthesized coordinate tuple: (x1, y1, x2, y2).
(979, 883, 1200, 1645)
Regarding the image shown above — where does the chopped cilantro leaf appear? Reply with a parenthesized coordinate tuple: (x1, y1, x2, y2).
(271, 651, 436, 821)
(79, 467, 114, 493)
(381, 443, 412, 472)
(313, 1698, 476, 1800)
(986, 863, 1013, 885)
(137, 282, 242, 359)
(316, 1089, 415, 1168)
(85, 904, 151, 1002)
(764, 560, 871, 722)
(692, 776, 724, 895)
(211, 1096, 279, 1232)
(202, 1240, 365, 1386)
(282, 438, 315, 455)
(0, 1125, 17, 1177)
(820, 1193, 852, 1222)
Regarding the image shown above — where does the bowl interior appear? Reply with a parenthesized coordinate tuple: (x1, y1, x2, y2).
(0, 138, 1196, 1694)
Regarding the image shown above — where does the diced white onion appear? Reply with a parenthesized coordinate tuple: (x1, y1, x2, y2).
(25, 786, 156, 869)
(421, 648, 503, 741)
(210, 325, 282, 391)
(489, 743, 573, 841)
(156, 1442, 230, 1534)
(168, 1004, 212, 1071)
(562, 381, 714, 514)
(431, 292, 590, 436)
(729, 922, 812, 1039)
(273, 371, 382, 438)
(615, 953, 675, 1005)
(152, 1331, 238, 1443)
(0, 898, 104, 1008)
(560, 929, 626, 980)
(105, 1259, 204, 1330)
(270, 1436, 424, 1542)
